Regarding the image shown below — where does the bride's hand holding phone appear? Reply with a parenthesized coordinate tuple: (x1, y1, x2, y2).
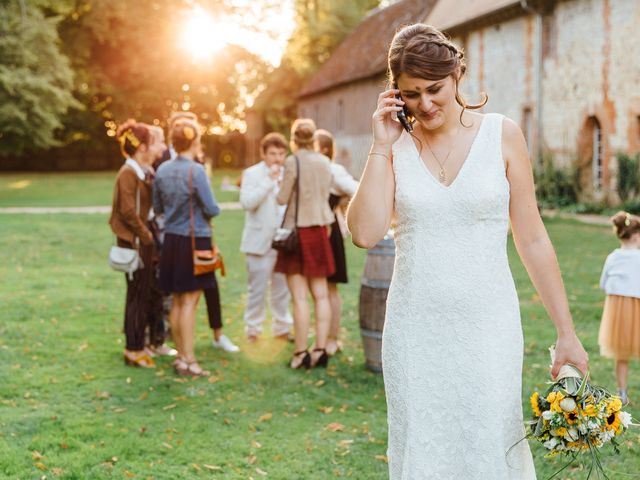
(371, 88, 405, 150)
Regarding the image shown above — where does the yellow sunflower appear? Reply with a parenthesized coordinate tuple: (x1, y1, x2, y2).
(581, 404, 599, 417)
(564, 411, 579, 425)
(553, 427, 568, 437)
(547, 391, 565, 413)
(606, 411, 621, 433)
(530, 392, 542, 417)
(607, 397, 622, 415)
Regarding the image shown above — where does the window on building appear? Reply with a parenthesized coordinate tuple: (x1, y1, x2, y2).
(522, 107, 534, 160)
(591, 117, 603, 191)
(337, 99, 345, 131)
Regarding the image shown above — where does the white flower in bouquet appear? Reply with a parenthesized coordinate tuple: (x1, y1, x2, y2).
(620, 411, 633, 428)
(559, 397, 576, 412)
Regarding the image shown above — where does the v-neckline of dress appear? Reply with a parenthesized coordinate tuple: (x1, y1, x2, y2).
(408, 114, 488, 190)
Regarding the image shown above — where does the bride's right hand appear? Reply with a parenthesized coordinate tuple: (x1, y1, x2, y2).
(371, 88, 405, 149)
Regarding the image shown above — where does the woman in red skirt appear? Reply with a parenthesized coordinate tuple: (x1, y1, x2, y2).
(276, 119, 335, 369)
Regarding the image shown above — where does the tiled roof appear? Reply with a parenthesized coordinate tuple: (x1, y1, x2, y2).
(299, 0, 524, 98)
(425, 0, 521, 31)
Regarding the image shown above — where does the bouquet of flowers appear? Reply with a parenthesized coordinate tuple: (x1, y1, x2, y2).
(527, 348, 634, 479)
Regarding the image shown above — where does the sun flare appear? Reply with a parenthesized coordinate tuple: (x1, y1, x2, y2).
(181, 4, 294, 66)
(181, 7, 231, 60)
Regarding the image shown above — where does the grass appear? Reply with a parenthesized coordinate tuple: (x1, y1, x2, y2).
(0, 169, 242, 207)
(1, 175, 639, 479)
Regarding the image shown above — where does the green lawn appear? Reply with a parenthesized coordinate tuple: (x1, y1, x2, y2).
(1, 175, 639, 479)
(0, 169, 242, 207)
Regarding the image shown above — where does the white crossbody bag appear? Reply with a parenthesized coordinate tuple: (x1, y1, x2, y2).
(108, 176, 144, 279)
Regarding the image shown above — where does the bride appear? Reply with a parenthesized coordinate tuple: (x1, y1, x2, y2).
(347, 23, 589, 479)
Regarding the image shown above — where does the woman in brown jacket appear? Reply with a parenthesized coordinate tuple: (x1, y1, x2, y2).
(109, 119, 165, 368)
(275, 119, 335, 369)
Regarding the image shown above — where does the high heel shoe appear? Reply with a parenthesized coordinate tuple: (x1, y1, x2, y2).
(311, 348, 329, 368)
(289, 350, 311, 369)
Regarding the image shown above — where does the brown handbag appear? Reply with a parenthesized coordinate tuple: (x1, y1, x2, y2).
(189, 167, 226, 277)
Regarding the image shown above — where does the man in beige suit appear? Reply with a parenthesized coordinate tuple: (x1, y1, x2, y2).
(240, 133, 293, 341)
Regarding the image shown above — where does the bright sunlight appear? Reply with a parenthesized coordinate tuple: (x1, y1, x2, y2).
(181, 4, 294, 66)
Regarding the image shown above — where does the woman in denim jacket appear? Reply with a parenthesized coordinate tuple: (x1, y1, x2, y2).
(153, 119, 220, 376)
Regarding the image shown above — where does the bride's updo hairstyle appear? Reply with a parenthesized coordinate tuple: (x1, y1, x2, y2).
(290, 118, 316, 150)
(388, 24, 487, 122)
(611, 211, 640, 239)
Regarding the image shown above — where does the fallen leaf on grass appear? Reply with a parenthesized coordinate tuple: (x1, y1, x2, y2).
(251, 440, 262, 449)
(124, 470, 136, 478)
(113, 408, 127, 413)
(208, 376, 221, 383)
(325, 423, 345, 432)
(318, 406, 333, 414)
(82, 373, 95, 381)
(32, 451, 44, 460)
(256, 467, 268, 476)
(315, 380, 325, 387)
(95, 391, 110, 399)
(163, 404, 177, 410)
(192, 464, 201, 472)
(338, 440, 353, 448)
(203, 464, 222, 471)
(258, 413, 272, 423)
(339, 404, 348, 413)
(35, 462, 47, 471)
(77, 342, 89, 352)
(375, 455, 388, 463)
(162, 442, 173, 449)
(138, 392, 148, 401)
(247, 455, 257, 465)
(51, 467, 64, 476)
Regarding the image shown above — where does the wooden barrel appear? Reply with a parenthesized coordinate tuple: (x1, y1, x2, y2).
(359, 233, 395, 373)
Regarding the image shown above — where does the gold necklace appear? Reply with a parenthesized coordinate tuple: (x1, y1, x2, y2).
(422, 125, 461, 184)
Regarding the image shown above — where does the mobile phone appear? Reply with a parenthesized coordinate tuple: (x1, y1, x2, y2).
(394, 85, 413, 133)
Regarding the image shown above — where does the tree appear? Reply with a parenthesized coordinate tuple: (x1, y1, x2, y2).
(0, 2, 81, 157)
(258, 0, 379, 133)
(284, 0, 380, 77)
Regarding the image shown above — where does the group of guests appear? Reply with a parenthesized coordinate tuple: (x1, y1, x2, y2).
(241, 119, 358, 368)
(108, 113, 357, 375)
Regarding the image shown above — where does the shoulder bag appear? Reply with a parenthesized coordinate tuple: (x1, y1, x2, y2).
(108, 174, 143, 280)
(189, 167, 226, 276)
(271, 155, 300, 254)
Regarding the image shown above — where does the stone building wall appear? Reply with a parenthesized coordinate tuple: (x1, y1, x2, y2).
(294, 0, 640, 201)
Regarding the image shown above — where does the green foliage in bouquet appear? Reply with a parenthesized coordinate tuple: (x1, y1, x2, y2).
(527, 362, 634, 479)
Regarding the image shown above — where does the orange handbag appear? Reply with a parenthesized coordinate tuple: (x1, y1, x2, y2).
(189, 167, 225, 277)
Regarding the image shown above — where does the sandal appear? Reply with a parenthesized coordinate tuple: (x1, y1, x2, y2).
(289, 350, 311, 369)
(124, 350, 156, 368)
(175, 359, 210, 377)
(310, 348, 329, 368)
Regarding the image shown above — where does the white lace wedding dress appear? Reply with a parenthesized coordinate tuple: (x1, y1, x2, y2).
(382, 113, 536, 479)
